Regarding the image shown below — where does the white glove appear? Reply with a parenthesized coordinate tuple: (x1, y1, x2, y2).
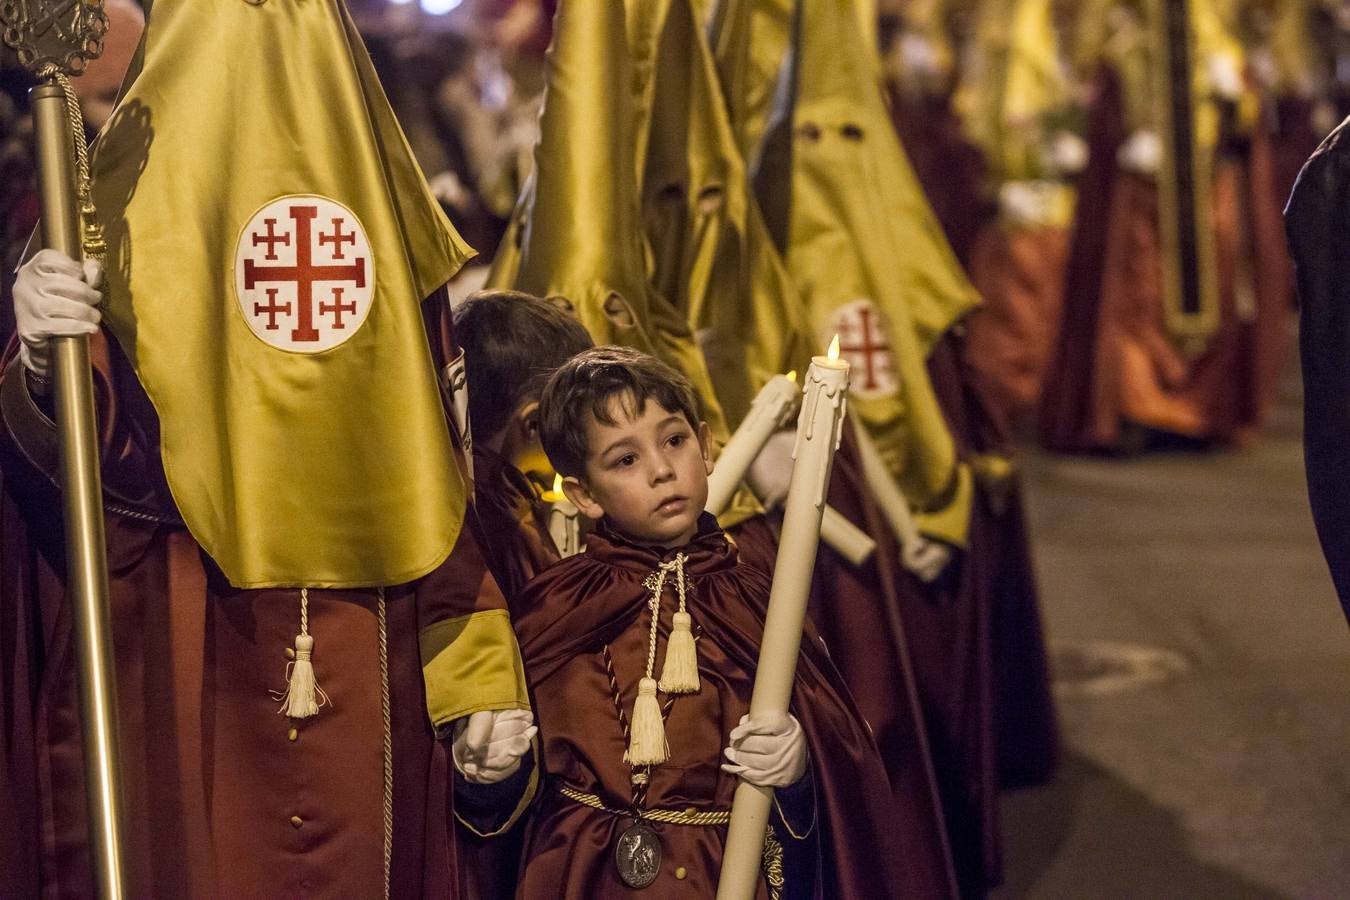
(903, 536, 953, 583)
(997, 181, 1050, 227)
(13, 249, 103, 380)
(746, 429, 796, 513)
(1206, 51, 1244, 102)
(721, 712, 808, 789)
(897, 32, 941, 79)
(452, 708, 537, 785)
(1116, 129, 1162, 176)
(1046, 130, 1089, 175)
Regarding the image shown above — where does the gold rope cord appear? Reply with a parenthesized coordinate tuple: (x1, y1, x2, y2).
(555, 783, 732, 826)
(34, 65, 106, 262)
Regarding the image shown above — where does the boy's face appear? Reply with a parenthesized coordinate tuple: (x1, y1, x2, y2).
(562, 394, 712, 549)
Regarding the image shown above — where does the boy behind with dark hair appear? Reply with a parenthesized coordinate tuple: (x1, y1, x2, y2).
(449, 290, 594, 900)
(452, 289, 594, 597)
(507, 347, 929, 898)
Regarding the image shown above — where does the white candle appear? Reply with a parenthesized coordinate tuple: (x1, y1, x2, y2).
(706, 373, 800, 515)
(849, 417, 949, 582)
(716, 340, 849, 900)
(707, 372, 875, 565)
(542, 474, 583, 558)
(820, 505, 875, 566)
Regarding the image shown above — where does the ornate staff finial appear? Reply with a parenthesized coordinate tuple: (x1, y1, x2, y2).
(1, 0, 109, 261)
(1, 0, 108, 75)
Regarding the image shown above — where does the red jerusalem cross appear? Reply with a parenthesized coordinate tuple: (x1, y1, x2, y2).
(318, 218, 357, 259)
(837, 305, 892, 392)
(251, 218, 291, 261)
(320, 287, 357, 329)
(253, 288, 291, 331)
(244, 206, 366, 343)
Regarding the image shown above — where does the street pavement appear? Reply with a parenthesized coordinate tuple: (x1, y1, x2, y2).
(994, 371, 1350, 900)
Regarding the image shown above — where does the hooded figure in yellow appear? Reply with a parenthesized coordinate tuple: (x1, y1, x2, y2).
(486, 0, 730, 442)
(952, 0, 1085, 427)
(0, 2, 534, 896)
(95, 0, 470, 589)
(627, 0, 814, 426)
(755, 0, 980, 546)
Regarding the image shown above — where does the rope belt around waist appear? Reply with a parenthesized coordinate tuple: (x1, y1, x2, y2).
(555, 783, 731, 827)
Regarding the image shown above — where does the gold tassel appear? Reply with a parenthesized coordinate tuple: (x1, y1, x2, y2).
(658, 611, 700, 693)
(273, 588, 329, 719)
(626, 677, 668, 765)
(657, 554, 699, 693)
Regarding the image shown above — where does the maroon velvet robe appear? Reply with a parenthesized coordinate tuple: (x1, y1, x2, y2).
(963, 224, 1071, 434)
(0, 297, 512, 899)
(513, 517, 947, 899)
(456, 446, 561, 900)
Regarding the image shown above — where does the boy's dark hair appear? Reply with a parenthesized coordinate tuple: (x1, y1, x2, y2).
(539, 346, 701, 477)
(452, 290, 594, 443)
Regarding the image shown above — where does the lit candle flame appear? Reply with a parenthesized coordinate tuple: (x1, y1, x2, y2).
(786, 370, 798, 383)
(553, 473, 564, 494)
(827, 334, 840, 362)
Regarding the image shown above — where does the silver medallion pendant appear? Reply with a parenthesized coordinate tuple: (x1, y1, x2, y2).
(615, 823, 662, 889)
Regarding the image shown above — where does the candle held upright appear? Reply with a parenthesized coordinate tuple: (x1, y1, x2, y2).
(715, 342, 849, 900)
(705, 372, 799, 515)
(545, 473, 583, 558)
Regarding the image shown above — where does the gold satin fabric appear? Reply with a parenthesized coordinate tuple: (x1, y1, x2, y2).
(91, 0, 473, 588)
(630, 0, 814, 427)
(957, 0, 1073, 183)
(420, 609, 531, 728)
(487, 0, 735, 442)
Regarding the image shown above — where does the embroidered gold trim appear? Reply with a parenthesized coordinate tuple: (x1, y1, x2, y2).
(762, 824, 785, 900)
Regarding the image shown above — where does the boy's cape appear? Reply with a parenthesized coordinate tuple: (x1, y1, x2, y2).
(514, 515, 957, 899)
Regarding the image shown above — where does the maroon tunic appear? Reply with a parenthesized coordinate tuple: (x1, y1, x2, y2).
(963, 224, 1071, 434)
(513, 517, 947, 899)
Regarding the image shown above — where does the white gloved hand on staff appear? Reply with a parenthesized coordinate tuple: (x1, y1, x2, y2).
(745, 430, 796, 512)
(904, 537, 953, 584)
(452, 708, 537, 784)
(721, 712, 808, 788)
(13, 249, 103, 380)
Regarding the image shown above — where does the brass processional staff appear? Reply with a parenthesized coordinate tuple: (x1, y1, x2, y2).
(1, 2, 127, 897)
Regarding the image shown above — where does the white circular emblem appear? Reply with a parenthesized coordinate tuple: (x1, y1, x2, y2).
(234, 195, 375, 353)
(828, 299, 898, 399)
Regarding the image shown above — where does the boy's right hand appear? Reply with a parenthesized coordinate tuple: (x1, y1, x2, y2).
(721, 712, 808, 788)
(452, 708, 537, 784)
(14, 249, 104, 380)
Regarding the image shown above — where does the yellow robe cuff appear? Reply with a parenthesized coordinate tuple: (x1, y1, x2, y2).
(420, 608, 530, 731)
(915, 462, 974, 550)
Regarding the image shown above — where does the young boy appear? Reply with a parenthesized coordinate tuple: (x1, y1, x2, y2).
(509, 347, 928, 899)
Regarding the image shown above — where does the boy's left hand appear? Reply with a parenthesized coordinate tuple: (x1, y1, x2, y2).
(721, 712, 807, 788)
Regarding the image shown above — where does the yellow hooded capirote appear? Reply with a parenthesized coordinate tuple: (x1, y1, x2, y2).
(754, 0, 979, 546)
(628, 0, 814, 427)
(488, 0, 730, 441)
(91, 0, 473, 588)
